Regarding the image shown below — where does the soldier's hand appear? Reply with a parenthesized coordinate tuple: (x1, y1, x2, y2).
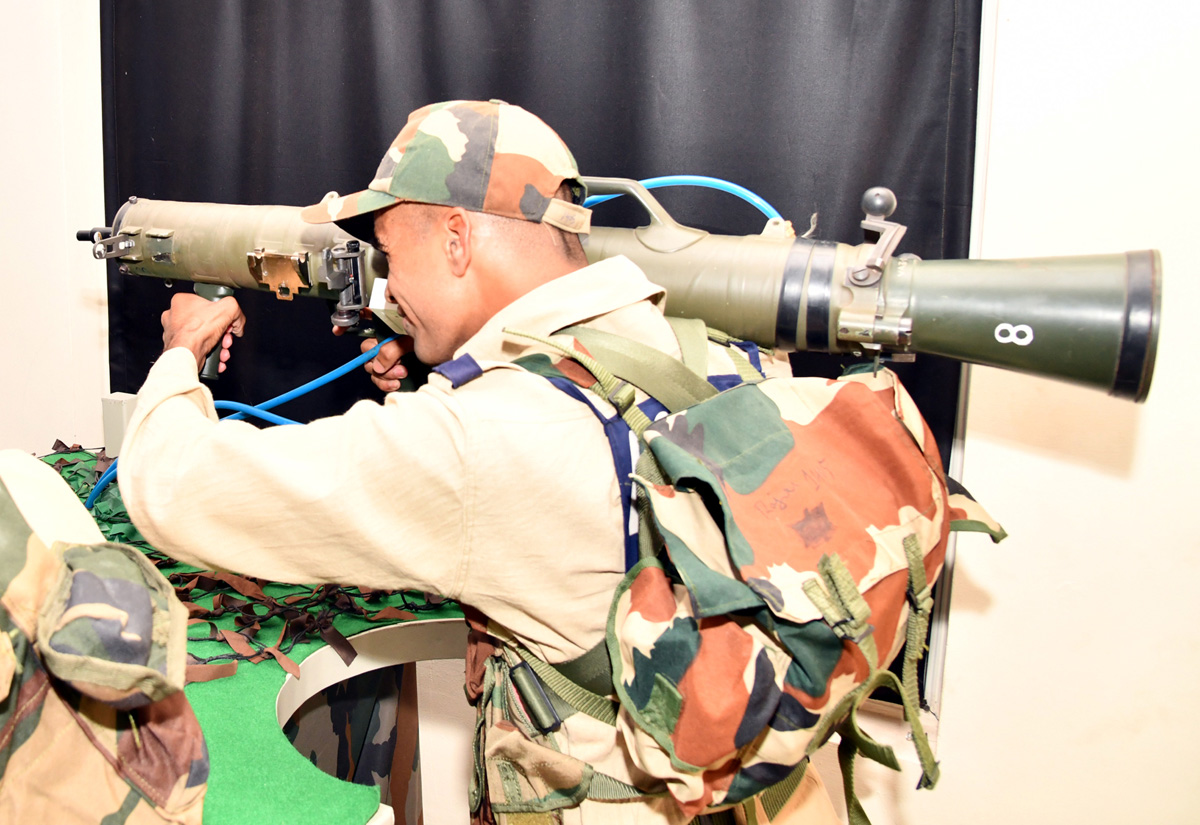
(360, 336, 413, 392)
(161, 293, 246, 374)
(330, 312, 412, 392)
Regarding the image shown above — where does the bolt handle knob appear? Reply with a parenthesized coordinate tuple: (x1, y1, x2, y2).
(862, 187, 897, 220)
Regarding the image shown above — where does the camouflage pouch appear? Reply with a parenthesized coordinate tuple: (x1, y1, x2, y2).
(36, 540, 187, 709)
(0, 452, 208, 823)
(468, 628, 597, 824)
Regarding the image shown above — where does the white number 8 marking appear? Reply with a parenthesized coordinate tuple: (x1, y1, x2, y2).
(994, 323, 1034, 346)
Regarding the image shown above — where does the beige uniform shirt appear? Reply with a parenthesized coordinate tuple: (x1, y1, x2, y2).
(120, 256, 836, 824)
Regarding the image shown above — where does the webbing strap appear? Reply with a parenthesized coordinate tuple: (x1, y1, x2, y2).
(901, 534, 940, 789)
(505, 327, 656, 437)
(758, 759, 810, 820)
(549, 638, 613, 698)
(801, 554, 878, 666)
(725, 342, 765, 383)
(562, 325, 718, 413)
(838, 724, 872, 825)
(665, 316, 711, 379)
(513, 643, 619, 727)
(799, 551, 938, 824)
(828, 666, 901, 825)
(586, 771, 668, 802)
(823, 536, 940, 824)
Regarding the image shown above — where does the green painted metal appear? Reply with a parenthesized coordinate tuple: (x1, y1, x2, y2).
(91, 184, 1161, 402)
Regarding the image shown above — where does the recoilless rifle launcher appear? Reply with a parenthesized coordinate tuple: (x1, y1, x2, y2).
(81, 178, 1160, 400)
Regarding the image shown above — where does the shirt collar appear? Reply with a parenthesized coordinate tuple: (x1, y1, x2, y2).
(453, 256, 665, 363)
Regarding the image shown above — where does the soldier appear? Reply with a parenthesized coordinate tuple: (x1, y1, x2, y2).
(118, 100, 839, 823)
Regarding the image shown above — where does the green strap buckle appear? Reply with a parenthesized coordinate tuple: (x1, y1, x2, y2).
(605, 379, 636, 413)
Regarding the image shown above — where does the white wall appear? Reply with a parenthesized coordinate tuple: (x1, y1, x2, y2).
(0, 1, 107, 454)
(829, 2, 1200, 822)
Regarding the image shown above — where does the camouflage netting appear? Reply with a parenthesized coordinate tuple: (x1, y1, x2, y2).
(45, 444, 453, 681)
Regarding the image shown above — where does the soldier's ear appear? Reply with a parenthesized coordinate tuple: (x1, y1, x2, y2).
(443, 208, 473, 278)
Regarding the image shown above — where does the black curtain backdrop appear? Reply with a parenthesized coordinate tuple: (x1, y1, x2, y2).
(101, 1, 980, 461)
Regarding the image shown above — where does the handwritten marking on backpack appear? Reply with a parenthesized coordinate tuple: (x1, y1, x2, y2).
(994, 323, 1034, 345)
(803, 458, 835, 490)
(753, 461, 834, 520)
(755, 482, 801, 517)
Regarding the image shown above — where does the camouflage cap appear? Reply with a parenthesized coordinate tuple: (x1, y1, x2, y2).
(301, 99, 591, 242)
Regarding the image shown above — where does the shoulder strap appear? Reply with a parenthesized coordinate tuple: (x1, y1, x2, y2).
(664, 316, 710, 378)
(560, 325, 717, 413)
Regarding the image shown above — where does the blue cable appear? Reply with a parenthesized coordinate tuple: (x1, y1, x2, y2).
(87, 461, 119, 509)
(212, 401, 300, 426)
(583, 175, 783, 220)
(222, 337, 395, 419)
(85, 336, 397, 509)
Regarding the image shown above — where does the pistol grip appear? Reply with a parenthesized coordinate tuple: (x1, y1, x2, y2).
(194, 284, 235, 381)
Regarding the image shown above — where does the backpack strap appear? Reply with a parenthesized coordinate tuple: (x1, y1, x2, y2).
(798, 545, 941, 825)
(705, 326, 769, 383)
(560, 325, 718, 413)
(504, 327, 656, 436)
(510, 640, 618, 727)
(544, 637, 615, 699)
(664, 316, 710, 378)
(899, 534, 940, 789)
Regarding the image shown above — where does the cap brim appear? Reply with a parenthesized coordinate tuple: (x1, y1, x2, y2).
(300, 188, 400, 246)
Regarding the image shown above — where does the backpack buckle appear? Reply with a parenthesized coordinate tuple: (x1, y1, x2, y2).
(606, 380, 636, 413)
(831, 617, 876, 645)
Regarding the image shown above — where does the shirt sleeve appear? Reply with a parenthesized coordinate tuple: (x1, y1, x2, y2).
(119, 347, 472, 595)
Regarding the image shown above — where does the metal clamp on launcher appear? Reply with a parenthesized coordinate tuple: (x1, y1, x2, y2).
(837, 187, 916, 363)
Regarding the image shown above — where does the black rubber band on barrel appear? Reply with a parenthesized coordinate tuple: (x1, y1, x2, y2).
(803, 241, 839, 352)
(775, 238, 814, 350)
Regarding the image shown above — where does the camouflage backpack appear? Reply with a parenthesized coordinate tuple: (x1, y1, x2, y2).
(447, 320, 1004, 823)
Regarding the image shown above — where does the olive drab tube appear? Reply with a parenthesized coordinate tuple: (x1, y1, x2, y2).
(82, 182, 1161, 402)
(579, 178, 1161, 402)
(90, 197, 388, 328)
